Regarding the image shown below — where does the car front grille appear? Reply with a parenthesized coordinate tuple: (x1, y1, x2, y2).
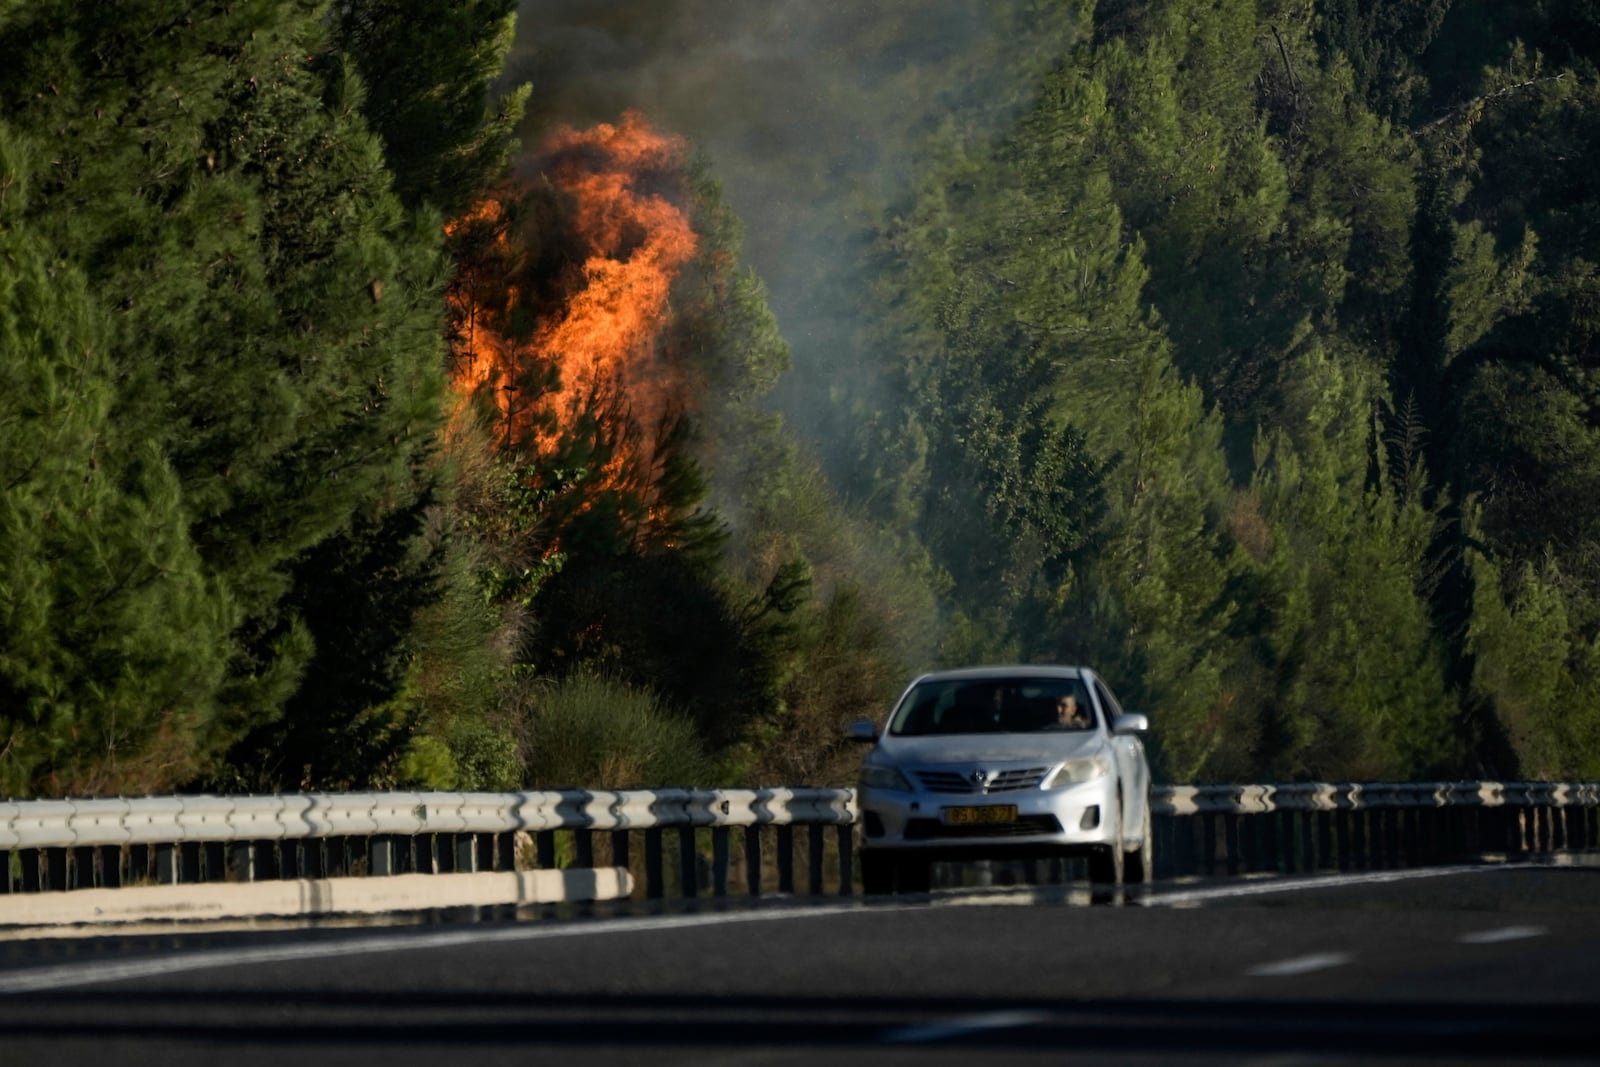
(913, 767, 1049, 794)
(903, 815, 1064, 840)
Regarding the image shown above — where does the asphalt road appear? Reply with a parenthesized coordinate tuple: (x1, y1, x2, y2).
(1, 864, 1597, 1065)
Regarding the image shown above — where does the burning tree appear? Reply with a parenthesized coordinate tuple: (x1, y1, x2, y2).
(447, 111, 707, 552)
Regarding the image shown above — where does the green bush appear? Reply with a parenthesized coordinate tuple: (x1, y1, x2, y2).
(521, 673, 718, 789)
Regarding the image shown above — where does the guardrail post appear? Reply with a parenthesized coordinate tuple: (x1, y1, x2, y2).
(181, 842, 201, 883)
(1201, 813, 1218, 876)
(574, 830, 594, 872)
(494, 832, 515, 872)
(472, 833, 493, 873)
(1505, 808, 1525, 859)
(0, 850, 11, 893)
(677, 826, 698, 898)
(711, 826, 729, 897)
(776, 824, 795, 894)
(535, 830, 556, 870)
(744, 825, 762, 897)
(836, 824, 853, 896)
(1223, 814, 1241, 876)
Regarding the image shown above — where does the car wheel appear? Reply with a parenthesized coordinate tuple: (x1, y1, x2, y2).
(1124, 800, 1153, 885)
(1088, 801, 1124, 889)
(861, 852, 895, 895)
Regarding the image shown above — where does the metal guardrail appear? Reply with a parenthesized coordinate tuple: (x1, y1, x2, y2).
(0, 788, 857, 902)
(1154, 781, 1600, 815)
(1150, 781, 1600, 879)
(1, 781, 1595, 907)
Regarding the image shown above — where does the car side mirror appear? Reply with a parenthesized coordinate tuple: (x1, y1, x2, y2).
(1111, 712, 1149, 735)
(847, 720, 880, 744)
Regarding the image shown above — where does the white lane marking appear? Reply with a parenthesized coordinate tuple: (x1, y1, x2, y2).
(1146, 865, 1493, 907)
(1245, 952, 1352, 978)
(1458, 924, 1548, 945)
(0, 903, 900, 995)
(882, 1010, 1050, 1044)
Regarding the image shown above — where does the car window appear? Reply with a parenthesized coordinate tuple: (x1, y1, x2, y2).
(889, 678, 1094, 735)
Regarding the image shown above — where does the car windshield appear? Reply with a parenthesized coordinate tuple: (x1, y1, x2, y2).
(887, 677, 1096, 736)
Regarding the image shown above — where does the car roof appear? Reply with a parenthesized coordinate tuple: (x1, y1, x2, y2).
(908, 664, 1091, 684)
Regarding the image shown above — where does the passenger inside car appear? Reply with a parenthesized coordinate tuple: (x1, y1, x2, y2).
(1054, 692, 1091, 730)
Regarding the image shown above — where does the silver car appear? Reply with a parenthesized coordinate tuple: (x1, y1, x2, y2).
(850, 665, 1152, 894)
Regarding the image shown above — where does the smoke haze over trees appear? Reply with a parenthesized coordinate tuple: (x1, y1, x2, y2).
(3, 0, 1600, 796)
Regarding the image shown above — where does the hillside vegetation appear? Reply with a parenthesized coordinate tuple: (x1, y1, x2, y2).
(3, 0, 1599, 795)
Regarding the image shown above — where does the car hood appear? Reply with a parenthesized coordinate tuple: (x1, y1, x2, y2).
(875, 732, 1104, 766)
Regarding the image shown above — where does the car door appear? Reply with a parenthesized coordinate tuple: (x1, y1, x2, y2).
(1088, 673, 1149, 843)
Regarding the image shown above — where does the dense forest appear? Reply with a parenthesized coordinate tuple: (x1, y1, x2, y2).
(3, 0, 1599, 797)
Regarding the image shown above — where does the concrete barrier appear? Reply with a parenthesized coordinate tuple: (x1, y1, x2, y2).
(0, 867, 632, 926)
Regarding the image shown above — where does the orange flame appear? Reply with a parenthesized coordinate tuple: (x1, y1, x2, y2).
(445, 111, 699, 505)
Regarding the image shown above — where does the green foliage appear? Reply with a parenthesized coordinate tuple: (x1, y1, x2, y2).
(0, 1, 463, 794)
(519, 673, 716, 789)
(10, 0, 1600, 795)
(0, 139, 234, 793)
(332, 0, 530, 216)
(1467, 551, 1600, 779)
(1249, 351, 1455, 779)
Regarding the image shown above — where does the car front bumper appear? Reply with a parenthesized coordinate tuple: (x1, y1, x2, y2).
(857, 774, 1119, 858)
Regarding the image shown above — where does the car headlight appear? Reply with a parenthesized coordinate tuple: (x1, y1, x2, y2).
(1044, 755, 1111, 789)
(860, 764, 913, 792)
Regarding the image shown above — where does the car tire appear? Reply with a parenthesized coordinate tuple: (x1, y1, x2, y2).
(1087, 842, 1123, 887)
(1088, 800, 1124, 889)
(1124, 800, 1153, 885)
(861, 852, 895, 895)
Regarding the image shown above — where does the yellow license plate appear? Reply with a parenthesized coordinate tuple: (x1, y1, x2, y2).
(943, 805, 1018, 825)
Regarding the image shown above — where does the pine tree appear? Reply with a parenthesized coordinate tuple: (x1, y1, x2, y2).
(1249, 350, 1456, 779)
(331, 0, 530, 216)
(0, 2, 448, 791)
(0, 128, 234, 794)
